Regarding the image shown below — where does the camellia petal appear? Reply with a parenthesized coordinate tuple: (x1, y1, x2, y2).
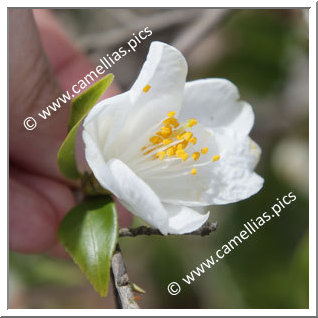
(140, 127, 263, 207)
(85, 42, 187, 160)
(106, 159, 169, 234)
(109, 42, 188, 158)
(82, 41, 264, 235)
(83, 130, 169, 234)
(163, 204, 210, 234)
(179, 79, 255, 136)
(130, 41, 187, 116)
(83, 92, 132, 159)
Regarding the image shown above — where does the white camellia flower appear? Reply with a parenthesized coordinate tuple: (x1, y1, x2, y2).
(83, 41, 263, 235)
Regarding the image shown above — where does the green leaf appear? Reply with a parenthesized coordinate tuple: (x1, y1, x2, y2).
(57, 121, 82, 179)
(68, 74, 114, 131)
(57, 74, 114, 180)
(131, 282, 146, 294)
(58, 196, 118, 297)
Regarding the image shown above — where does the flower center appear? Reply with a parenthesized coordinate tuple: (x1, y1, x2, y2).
(140, 110, 220, 175)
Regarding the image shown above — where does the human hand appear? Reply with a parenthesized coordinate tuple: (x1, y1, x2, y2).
(9, 9, 130, 257)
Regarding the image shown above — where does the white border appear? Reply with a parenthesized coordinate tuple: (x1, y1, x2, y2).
(308, 0, 316, 315)
(3, 1, 317, 8)
(3, 1, 316, 316)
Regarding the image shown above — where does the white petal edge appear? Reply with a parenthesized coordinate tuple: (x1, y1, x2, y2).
(115, 42, 187, 151)
(83, 92, 132, 159)
(179, 79, 255, 136)
(83, 131, 169, 234)
(164, 204, 210, 234)
(207, 171, 264, 205)
(84, 42, 188, 159)
(130, 41, 187, 108)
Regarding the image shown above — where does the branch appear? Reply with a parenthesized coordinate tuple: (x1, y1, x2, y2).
(111, 244, 140, 309)
(112, 221, 217, 308)
(119, 221, 217, 238)
(78, 9, 201, 52)
(172, 9, 230, 56)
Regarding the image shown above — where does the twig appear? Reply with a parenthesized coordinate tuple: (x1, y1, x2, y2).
(111, 244, 140, 309)
(172, 9, 230, 56)
(78, 9, 201, 52)
(119, 221, 218, 238)
(112, 221, 217, 308)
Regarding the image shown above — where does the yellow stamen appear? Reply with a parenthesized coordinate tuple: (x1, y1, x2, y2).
(190, 168, 197, 175)
(164, 117, 179, 128)
(159, 125, 172, 138)
(212, 155, 220, 162)
(181, 153, 189, 161)
(180, 140, 189, 149)
(176, 148, 185, 156)
(187, 119, 198, 127)
(182, 132, 193, 141)
(143, 84, 151, 92)
(163, 139, 173, 145)
(191, 152, 200, 161)
(143, 145, 161, 155)
(201, 147, 208, 154)
(176, 143, 183, 151)
(156, 151, 166, 161)
(143, 113, 211, 173)
(166, 147, 176, 157)
(149, 136, 162, 144)
(167, 111, 176, 118)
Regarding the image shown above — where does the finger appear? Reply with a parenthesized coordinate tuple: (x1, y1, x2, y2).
(10, 167, 76, 221)
(9, 9, 71, 181)
(10, 9, 119, 183)
(10, 167, 76, 253)
(9, 177, 58, 253)
(33, 9, 120, 96)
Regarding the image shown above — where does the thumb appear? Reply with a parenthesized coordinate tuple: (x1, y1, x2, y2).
(9, 9, 69, 181)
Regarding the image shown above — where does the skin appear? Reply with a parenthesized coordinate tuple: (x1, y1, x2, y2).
(9, 9, 131, 258)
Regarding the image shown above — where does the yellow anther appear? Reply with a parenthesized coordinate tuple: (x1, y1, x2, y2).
(164, 117, 179, 128)
(167, 111, 176, 118)
(149, 136, 162, 144)
(183, 132, 193, 141)
(163, 139, 173, 145)
(176, 148, 184, 156)
(166, 147, 176, 157)
(191, 152, 200, 161)
(143, 113, 208, 165)
(190, 168, 197, 175)
(180, 140, 189, 149)
(181, 153, 189, 161)
(161, 126, 171, 134)
(159, 125, 172, 138)
(176, 143, 183, 150)
(187, 118, 198, 127)
(156, 151, 166, 161)
(201, 147, 208, 154)
(143, 84, 151, 92)
(212, 155, 220, 162)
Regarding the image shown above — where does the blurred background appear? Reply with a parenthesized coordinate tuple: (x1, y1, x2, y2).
(9, 8, 309, 309)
